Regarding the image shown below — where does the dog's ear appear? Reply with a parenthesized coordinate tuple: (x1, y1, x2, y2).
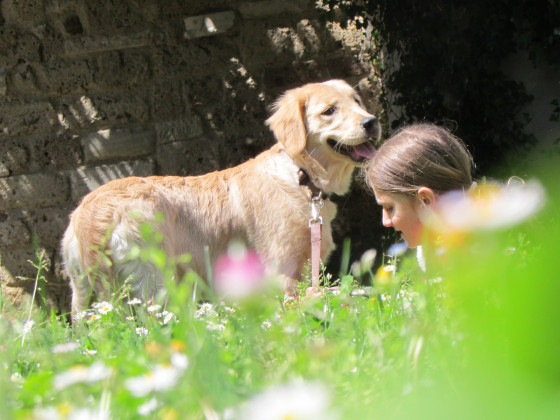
(266, 88, 307, 157)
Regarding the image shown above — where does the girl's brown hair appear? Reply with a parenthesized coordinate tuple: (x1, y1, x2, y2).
(365, 124, 474, 195)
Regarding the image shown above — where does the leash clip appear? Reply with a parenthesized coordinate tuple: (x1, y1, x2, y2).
(309, 192, 324, 226)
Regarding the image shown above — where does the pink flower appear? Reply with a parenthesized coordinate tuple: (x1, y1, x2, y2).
(213, 242, 266, 298)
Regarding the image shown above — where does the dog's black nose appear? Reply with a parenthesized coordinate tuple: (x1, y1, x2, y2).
(361, 116, 379, 138)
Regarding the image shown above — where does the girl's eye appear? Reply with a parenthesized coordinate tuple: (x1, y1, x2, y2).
(322, 106, 336, 116)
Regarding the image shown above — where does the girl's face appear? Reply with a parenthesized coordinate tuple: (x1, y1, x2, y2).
(373, 189, 428, 248)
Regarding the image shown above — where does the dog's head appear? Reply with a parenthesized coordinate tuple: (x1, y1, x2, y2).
(266, 79, 380, 194)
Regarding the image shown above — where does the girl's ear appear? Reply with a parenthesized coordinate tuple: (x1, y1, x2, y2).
(417, 187, 437, 207)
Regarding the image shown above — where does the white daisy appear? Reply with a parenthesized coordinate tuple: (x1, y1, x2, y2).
(10, 372, 23, 383)
(136, 327, 149, 336)
(51, 342, 80, 354)
(162, 311, 175, 325)
(234, 381, 337, 420)
(125, 363, 185, 397)
(138, 397, 159, 416)
(88, 314, 102, 322)
(96, 302, 113, 315)
(53, 362, 112, 390)
(127, 298, 142, 305)
(22, 320, 35, 334)
(147, 304, 161, 313)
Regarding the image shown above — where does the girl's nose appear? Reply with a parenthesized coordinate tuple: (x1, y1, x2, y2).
(382, 210, 393, 228)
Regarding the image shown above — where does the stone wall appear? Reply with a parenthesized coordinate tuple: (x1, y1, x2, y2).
(0, 0, 383, 312)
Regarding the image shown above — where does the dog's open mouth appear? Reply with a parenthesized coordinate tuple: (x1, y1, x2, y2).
(327, 139, 376, 163)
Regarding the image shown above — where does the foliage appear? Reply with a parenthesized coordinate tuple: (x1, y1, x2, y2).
(321, 0, 560, 174)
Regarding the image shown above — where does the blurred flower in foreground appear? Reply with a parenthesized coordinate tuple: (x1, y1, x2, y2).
(125, 354, 189, 397)
(426, 180, 545, 234)
(231, 380, 338, 420)
(53, 362, 112, 390)
(387, 242, 408, 257)
(351, 248, 377, 278)
(214, 241, 266, 298)
(51, 342, 80, 354)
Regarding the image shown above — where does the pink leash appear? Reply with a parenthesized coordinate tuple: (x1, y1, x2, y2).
(309, 193, 324, 289)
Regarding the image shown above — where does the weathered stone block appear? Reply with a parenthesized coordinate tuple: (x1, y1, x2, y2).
(21, 207, 73, 248)
(8, 63, 42, 97)
(184, 11, 236, 39)
(64, 30, 164, 56)
(76, 93, 151, 127)
(0, 247, 52, 284)
(36, 58, 93, 95)
(0, 101, 59, 138)
(0, 214, 31, 248)
(68, 159, 154, 201)
(0, 139, 29, 176)
(150, 81, 185, 121)
(83, 2, 160, 35)
(52, 95, 103, 130)
(156, 138, 220, 176)
(29, 133, 83, 170)
(0, 26, 42, 68)
(1, 0, 45, 30)
(92, 50, 152, 90)
(0, 172, 69, 210)
(155, 117, 204, 145)
(82, 125, 156, 163)
(0, 68, 6, 97)
(238, 0, 307, 19)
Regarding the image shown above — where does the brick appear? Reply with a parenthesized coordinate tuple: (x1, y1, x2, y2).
(0, 101, 59, 138)
(68, 158, 154, 201)
(184, 11, 236, 39)
(0, 26, 42, 69)
(0, 139, 29, 176)
(53, 95, 104, 131)
(0, 68, 6, 97)
(155, 117, 204, 145)
(0, 213, 31, 248)
(0, 172, 69, 210)
(9, 63, 42, 97)
(18, 207, 72, 248)
(36, 58, 93, 95)
(150, 81, 185, 121)
(83, 2, 161, 35)
(92, 50, 151, 90)
(0, 247, 52, 285)
(238, 0, 306, 19)
(82, 125, 155, 163)
(156, 138, 220, 176)
(1, 0, 45, 30)
(64, 30, 164, 56)
(77, 93, 151, 127)
(29, 133, 83, 170)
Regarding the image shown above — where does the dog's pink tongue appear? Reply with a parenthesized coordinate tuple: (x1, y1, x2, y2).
(352, 142, 376, 159)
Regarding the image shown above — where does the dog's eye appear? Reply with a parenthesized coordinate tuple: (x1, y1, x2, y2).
(322, 106, 336, 116)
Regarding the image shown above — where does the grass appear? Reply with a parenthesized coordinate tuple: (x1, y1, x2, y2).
(1, 170, 559, 419)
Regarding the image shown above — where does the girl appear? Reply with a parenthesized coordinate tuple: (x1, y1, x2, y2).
(364, 123, 474, 250)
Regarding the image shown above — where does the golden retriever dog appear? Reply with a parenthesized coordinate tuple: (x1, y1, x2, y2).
(62, 79, 380, 313)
